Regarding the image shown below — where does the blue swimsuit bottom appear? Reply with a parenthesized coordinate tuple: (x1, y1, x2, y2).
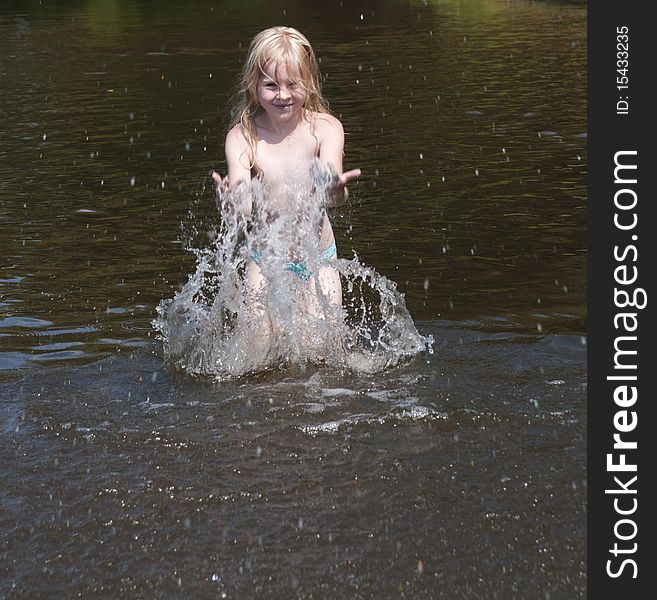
(250, 241, 337, 281)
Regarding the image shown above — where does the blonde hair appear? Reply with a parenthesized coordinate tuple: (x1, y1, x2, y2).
(229, 26, 330, 169)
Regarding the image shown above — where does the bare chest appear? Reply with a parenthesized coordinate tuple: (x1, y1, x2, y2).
(254, 134, 318, 186)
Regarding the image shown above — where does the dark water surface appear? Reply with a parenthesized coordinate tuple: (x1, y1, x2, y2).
(1, 1, 586, 598)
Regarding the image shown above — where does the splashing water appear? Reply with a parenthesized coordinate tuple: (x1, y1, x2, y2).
(153, 162, 432, 379)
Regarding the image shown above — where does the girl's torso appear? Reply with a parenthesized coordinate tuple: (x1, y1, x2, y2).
(251, 114, 334, 251)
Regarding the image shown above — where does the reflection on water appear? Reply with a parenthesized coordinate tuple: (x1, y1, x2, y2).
(1, 1, 586, 597)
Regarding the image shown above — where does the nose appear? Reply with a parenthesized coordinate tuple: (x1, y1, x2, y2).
(277, 86, 291, 101)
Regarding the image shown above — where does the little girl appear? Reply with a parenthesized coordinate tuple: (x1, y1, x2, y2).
(212, 26, 360, 357)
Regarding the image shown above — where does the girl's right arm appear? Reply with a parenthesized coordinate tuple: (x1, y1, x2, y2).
(213, 125, 253, 216)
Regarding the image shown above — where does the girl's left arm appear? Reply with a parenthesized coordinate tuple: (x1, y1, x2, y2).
(318, 115, 361, 207)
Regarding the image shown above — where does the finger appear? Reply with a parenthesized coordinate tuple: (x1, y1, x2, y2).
(211, 171, 223, 187)
(341, 168, 361, 183)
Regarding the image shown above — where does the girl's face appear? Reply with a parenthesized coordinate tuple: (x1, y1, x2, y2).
(256, 61, 307, 125)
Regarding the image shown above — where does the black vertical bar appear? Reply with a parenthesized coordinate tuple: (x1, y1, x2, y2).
(588, 2, 654, 595)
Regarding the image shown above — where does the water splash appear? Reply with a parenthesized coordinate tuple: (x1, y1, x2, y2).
(153, 162, 431, 379)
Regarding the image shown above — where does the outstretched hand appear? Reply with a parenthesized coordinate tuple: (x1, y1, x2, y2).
(211, 170, 253, 219)
(211, 171, 229, 210)
(325, 167, 361, 206)
(211, 170, 228, 192)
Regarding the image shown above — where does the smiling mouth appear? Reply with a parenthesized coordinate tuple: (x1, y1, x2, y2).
(273, 104, 293, 109)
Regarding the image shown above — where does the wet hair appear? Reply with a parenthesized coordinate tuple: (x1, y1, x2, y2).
(229, 26, 330, 168)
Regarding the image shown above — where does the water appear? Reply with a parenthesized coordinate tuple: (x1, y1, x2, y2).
(1, 1, 586, 597)
(155, 166, 430, 379)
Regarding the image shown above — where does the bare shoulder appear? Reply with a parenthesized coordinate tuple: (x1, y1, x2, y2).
(314, 112, 344, 139)
(225, 124, 248, 151)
